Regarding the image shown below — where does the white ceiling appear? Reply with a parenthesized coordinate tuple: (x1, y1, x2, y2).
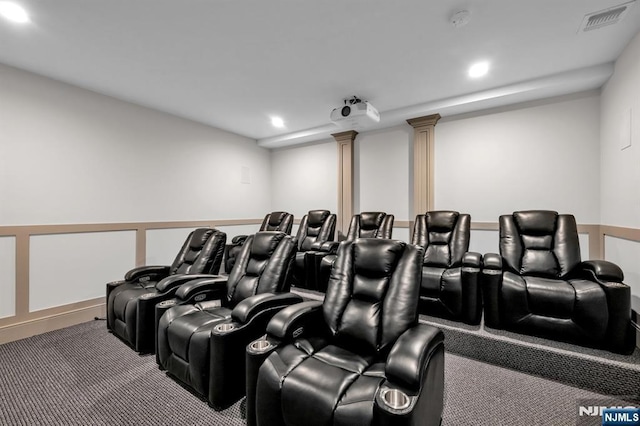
(1, 1, 639, 147)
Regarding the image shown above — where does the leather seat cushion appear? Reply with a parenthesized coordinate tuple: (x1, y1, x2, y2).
(281, 345, 380, 426)
(166, 307, 232, 362)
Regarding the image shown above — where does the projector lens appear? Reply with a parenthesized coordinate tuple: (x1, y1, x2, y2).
(341, 106, 351, 117)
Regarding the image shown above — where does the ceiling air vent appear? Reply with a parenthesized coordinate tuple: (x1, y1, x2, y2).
(579, 1, 635, 32)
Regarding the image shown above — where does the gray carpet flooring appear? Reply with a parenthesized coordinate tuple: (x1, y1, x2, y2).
(0, 320, 632, 425)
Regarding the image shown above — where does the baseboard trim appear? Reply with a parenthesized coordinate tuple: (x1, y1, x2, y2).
(0, 303, 106, 345)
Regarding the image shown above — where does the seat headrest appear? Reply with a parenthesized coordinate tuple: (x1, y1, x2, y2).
(426, 211, 459, 232)
(189, 228, 215, 249)
(360, 212, 385, 230)
(308, 210, 330, 226)
(353, 238, 404, 277)
(251, 231, 286, 257)
(268, 211, 288, 227)
(514, 210, 558, 235)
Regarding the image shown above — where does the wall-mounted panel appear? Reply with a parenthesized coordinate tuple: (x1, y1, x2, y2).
(604, 236, 640, 299)
(30, 231, 136, 312)
(0, 237, 16, 319)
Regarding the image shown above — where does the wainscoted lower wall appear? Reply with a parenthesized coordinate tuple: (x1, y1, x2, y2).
(0, 219, 263, 344)
(2, 219, 636, 345)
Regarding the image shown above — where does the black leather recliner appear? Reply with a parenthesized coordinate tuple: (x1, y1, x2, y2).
(106, 228, 226, 353)
(246, 238, 445, 426)
(156, 231, 302, 409)
(412, 211, 482, 324)
(306, 212, 394, 292)
(224, 211, 294, 273)
(482, 210, 635, 354)
(291, 210, 336, 289)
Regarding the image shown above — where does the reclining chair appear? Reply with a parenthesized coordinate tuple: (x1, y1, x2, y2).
(306, 211, 394, 292)
(291, 210, 336, 289)
(224, 211, 293, 273)
(482, 210, 635, 354)
(156, 231, 302, 409)
(412, 211, 482, 324)
(246, 238, 445, 426)
(106, 228, 226, 353)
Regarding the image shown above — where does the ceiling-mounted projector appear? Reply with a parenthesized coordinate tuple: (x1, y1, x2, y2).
(330, 96, 380, 128)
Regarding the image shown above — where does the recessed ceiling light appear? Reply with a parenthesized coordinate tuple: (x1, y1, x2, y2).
(0, 2, 29, 23)
(271, 116, 284, 128)
(469, 61, 489, 78)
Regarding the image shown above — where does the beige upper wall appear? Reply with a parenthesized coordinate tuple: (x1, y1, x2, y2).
(600, 30, 640, 299)
(600, 30, 640, 229)
(270, 139, 337, 218)
(0, 63, 271, 226)
(435, 92, 601, 224)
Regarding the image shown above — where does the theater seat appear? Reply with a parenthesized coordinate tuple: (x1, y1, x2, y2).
(482, 210, 635, 354)
(412, 211, 482, 324)
(246, 238, 445, 426)
(291, 210, 336, 289)
(156, 231, 302, 409)
(224, 211, 293, 273)
(306, 211, 394, 292)
(106, 228, 226, 353)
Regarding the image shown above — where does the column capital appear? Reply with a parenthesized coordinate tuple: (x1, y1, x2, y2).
(406, 114, 441, 129)
(331, 130, 359, 143)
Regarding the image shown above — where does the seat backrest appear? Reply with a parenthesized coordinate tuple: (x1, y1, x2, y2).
(345, 212, 394, 240)
(170, 228, 226, 275)
(226, 231, 296, 307)
(500, 210, 581, 279)
(296, 210, 336, 251)
(323, 239, 423, 356)
(259, 211, 294, 234)
(411, 211, 470, 268)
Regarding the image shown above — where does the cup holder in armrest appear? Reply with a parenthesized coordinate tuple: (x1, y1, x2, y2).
(380, 388, 411, 410)
(214, 323, 235, 333)
(249, 339, 272, 352)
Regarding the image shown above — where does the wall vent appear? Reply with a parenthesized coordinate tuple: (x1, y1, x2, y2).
(579, 1, 635, 32)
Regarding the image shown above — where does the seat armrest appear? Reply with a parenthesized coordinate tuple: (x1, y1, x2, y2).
(385, 324, 444, 392)
(231, 293, 303, 324)
(579, 260, 624, 282)
(462, 252, 482, 269)
(320, 241, 339, 253)
(155, 273, 219, 293)
(482, 253, 502, 272)
(265, 300, 323, 340)
(124, 265, 171, 282)
(309, 241, 321, 251)
(231, 234, 249, 245)
(174, 276, 228, 301)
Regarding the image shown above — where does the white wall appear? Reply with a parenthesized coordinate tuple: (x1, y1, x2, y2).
(0, 237, 16, 318)
(270, 140, 337, 218)
(0, 63, 271, 226)
(600, 31, 640, 299)
(30, 231, 136, 311)
(435, 92, 601, 224)
(356, 126, 412, 222)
